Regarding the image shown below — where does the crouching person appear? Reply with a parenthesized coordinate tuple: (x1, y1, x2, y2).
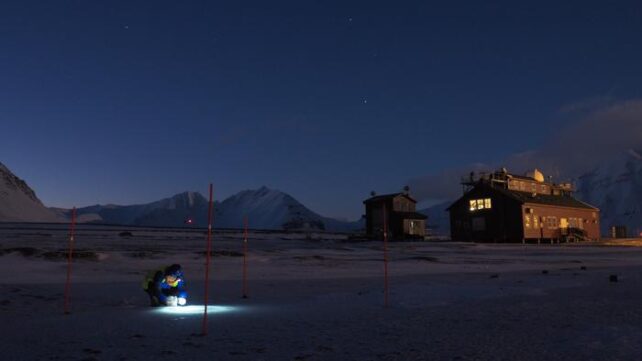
(142, 264, 187, 306)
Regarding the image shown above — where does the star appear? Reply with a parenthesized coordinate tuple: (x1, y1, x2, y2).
(123, 25, 129, 30)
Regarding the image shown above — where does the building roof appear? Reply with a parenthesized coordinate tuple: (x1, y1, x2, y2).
(446, 183, 598, 211)
(363, 193, 417, 204)
(493, 186, 598, 210)
(393, 211, 428, 220)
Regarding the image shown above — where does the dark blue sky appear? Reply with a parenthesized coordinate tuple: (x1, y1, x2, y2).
(2, 1, 641, 219)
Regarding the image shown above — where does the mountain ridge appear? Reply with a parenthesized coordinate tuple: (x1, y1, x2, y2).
(0, 162, 62, 223)
(63, 187, 360, 232)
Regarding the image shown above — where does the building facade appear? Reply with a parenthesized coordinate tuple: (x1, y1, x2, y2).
(448, 169, 600, 243)
(364, 193, 427, 240)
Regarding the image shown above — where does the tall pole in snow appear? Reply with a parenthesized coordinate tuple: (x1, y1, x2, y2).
(202, 184, 214, 336)
(383, 203, 389, 308)
(64, 207, 77, 315)
(242, 215, 249, 299)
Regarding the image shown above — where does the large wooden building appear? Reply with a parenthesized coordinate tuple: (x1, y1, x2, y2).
(364, 192, 427, 240)
(448, 168, 600, 243)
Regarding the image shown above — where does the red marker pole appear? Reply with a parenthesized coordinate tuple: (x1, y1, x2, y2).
(242, 216, 248, 299)
(383, 203, 389, 308)
(202, 184, 214, 336)
(64, 207, 77, 315)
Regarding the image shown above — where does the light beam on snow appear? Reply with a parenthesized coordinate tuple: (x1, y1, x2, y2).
(152, 305, 236, 316)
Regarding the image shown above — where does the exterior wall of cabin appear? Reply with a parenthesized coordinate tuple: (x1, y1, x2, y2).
(449, 187, 524, 242)
(403, 219, 426, 237)
(521, 204, 600, 241)
(365, 200, 390, 238)
(393, 196, 416, 212)
(365, 195, 424, 239)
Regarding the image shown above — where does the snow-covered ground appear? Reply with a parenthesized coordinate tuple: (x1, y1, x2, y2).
(3, 224, 642, 360)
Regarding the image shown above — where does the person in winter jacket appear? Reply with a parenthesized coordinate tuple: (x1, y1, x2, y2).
(142, 264, 187, 306)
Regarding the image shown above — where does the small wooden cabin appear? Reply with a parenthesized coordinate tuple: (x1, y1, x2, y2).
(448, 168, 600, 243)
(364, 193, 427, 240)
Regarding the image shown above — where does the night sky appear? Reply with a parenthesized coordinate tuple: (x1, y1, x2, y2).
(2, 1, 641, 219)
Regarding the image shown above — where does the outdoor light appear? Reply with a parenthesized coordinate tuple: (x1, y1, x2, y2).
(152, 305, 236, 316)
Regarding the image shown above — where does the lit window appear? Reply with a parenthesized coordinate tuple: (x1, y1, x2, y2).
(469, 198, 492, 212)
(533, 215, 539, 228)
(525, 215, 531, 228)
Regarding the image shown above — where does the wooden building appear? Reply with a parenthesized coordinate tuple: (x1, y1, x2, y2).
(448, 168, 600, 243)
(364, 192, 427, 240)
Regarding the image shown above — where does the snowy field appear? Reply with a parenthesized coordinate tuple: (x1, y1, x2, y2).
(3, 224, 642, 360)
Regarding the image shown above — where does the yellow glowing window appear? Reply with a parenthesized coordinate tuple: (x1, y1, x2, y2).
(470, 198, 492, 212)
(524, 215, 531, 228)
(533, 215, 539, 228)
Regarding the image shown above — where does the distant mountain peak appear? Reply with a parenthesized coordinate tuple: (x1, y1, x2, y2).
(170, 191, 206, 207)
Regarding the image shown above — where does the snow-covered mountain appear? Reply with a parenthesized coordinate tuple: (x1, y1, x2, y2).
(0, 162, 62, 222)
(575, 149, 642, 237)
(67, 186, 360, 231)
(216, 186, 361, 231)
(72, 191, 212, 227)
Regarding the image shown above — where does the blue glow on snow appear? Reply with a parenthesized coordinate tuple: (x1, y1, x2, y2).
(152, 305, 236, 316)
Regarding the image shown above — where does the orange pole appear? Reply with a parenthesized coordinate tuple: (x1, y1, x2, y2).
(383, 203, 389, 308)
(201, 184, 213, 335)
(64, 207, 77, 315)
(242, 215, 248, 299)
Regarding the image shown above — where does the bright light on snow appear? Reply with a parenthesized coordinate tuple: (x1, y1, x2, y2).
(153, 305, 236, 316)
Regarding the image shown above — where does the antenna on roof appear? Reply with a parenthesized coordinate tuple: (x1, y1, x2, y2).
(403, 185, 410, 195)
(370, 190, 377, 197)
